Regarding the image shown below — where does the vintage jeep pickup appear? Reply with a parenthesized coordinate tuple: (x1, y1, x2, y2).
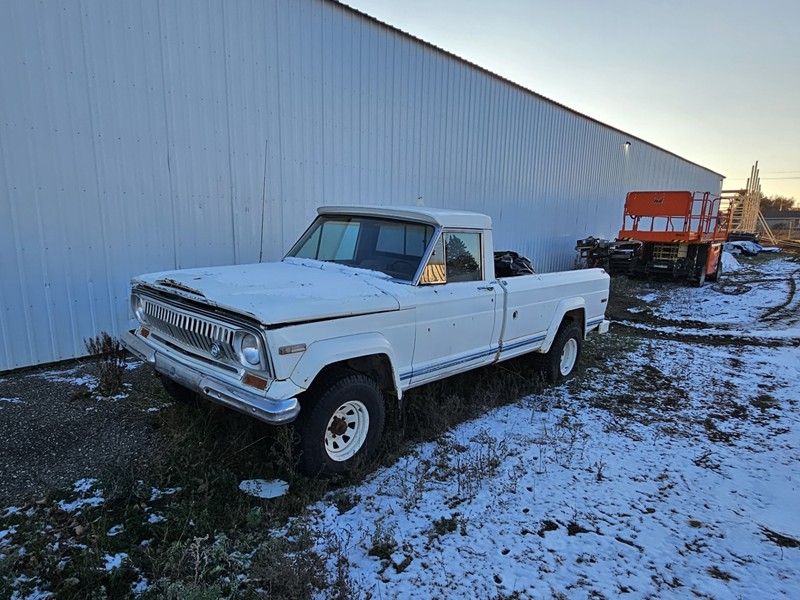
(122, 206, 610, 474)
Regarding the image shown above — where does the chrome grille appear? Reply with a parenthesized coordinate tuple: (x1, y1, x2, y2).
(142, 298, 238, 363)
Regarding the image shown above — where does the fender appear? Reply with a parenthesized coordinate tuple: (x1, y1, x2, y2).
(538, 297, 585, 353)
(289, 332, 403, 399)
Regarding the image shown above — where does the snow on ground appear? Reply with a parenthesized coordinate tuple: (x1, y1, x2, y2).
(56, 479, 105, 514)
(30, 367, 98, 390)
(645, 257, 798, 328)
(721, 251, 741, 273)
(72, 479, 98, 494)
(102, 552, 128, 571)
(300, 256, 800, 599)
(239, 479, 289, 499)
(149, 487, 179, 502)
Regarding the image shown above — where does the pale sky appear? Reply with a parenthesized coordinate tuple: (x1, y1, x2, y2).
(341, 0, 800, 200)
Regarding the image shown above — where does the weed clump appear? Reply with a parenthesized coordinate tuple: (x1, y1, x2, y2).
(85, 332, 127, 396)
(368, 523, 397, 561)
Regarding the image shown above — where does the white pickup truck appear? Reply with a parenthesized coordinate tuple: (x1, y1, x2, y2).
(123, 206, 610, 474)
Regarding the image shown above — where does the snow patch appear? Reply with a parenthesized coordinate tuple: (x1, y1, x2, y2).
(721, 251, 741, 272)
(10, 586, 51, 600)
(57, 496, 105, 513)
(239, 479, 289, 499)
(73, 478, 98, 493)
(102, 552, 128, 571)
(132, 577, 149, 595)
(0, 526, 17, 545)
(57, 478, 104, 513)
(33, 368, 98, 390)
(149, 487, 179, 502)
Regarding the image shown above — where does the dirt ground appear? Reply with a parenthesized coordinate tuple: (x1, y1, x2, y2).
(0, 361, 166, 502)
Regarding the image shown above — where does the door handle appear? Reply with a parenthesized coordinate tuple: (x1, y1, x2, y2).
(477, 285, 494, 291)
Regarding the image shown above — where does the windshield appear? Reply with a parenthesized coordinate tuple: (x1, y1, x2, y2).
(287, 215, 435, 281)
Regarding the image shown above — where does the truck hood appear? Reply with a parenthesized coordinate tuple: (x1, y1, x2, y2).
(133, 258, 402, 325)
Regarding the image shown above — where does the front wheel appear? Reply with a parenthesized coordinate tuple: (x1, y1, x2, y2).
(296, 371, 385, 476)
(536, 322, 583, 384)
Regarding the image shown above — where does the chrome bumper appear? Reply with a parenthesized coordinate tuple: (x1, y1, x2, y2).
(121, 331, 300, 425)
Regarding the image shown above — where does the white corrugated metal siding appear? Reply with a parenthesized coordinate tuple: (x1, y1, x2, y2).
(0, 0, 722, 371)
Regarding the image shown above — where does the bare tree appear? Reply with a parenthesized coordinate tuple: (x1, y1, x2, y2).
(760, 194, 797, 212)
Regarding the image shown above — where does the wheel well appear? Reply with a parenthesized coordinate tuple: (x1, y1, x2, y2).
(561, 308, 585, 337)
(313, 354, 397, 399)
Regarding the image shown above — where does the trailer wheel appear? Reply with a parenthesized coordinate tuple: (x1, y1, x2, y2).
(537, 322, 583, 384)
(296, 370, 385, 476)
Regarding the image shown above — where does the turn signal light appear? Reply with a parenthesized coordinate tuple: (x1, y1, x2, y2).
(278, 344, 307, 355)
(243, 373, 268, 390)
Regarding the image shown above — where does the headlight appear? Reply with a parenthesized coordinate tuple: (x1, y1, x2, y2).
(236, 331, 262, 368)
(132, 295, 147, 323)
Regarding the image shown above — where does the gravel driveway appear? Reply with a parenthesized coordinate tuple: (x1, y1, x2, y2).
(0, 359, 164, 503)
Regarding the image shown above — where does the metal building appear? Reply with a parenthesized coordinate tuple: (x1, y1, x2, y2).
(0, 0, 722, 371)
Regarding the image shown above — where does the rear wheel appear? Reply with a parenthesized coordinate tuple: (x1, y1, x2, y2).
(536, 322, 583, 384)
(296, 371, 385, 476)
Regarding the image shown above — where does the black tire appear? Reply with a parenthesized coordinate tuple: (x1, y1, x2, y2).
(694, 266, 706, 287)
(692, 246, 708, 287)
(707, 253, 723, 283)
(158, 373, 198, 403)
(536, 322, 583, 384)
(296, 371, 385, 476)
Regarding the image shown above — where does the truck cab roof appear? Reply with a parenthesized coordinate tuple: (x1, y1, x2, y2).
(318, 205, 492, 230)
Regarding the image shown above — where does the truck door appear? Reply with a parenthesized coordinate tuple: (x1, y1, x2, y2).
(409, 231, 498, 386)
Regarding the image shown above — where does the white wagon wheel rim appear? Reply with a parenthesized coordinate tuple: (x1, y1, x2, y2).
(559, 338, 578, 376)
(325, 400, 370, 462)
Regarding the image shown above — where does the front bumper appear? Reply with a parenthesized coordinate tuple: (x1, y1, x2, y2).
(121, 331, 300, 424)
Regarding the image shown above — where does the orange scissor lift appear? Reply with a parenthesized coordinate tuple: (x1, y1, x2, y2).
(606, 191, 732, 286)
